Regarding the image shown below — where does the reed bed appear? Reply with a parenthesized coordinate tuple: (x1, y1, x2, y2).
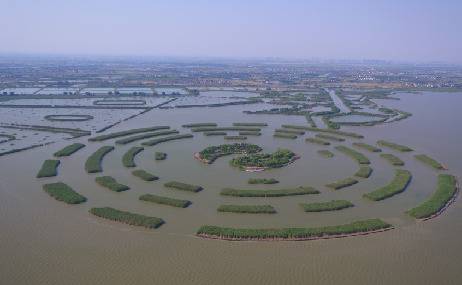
(220, 186, 319, 197)
(300, 200, 354, 212)
(363, 169, 412, 201)
(43, 182, 87, 204)
(53, 143, 85, 157)
(89, 207, 164, 229)
(85, 146, 114, 173)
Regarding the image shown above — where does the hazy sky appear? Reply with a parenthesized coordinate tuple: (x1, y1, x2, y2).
(1, 0, 461, 62)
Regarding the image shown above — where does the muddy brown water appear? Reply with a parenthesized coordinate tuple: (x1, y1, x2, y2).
(1, 91, 462, 284)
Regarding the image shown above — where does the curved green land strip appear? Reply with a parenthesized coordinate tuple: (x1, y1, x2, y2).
(248, 178, 279, 184)
(231, 149, 297, 169)
(335, 146, 370, 165)
(233, 123, 268, 127)
(164, 181, 203, 192)
(273, 132, 297, 139)
(198, 143, 262, 163)
(414, 154, 446, 170)
(53, 143, 86, 157)
(182, 123, 218, 128)
(217, 204, 276, 214)
(131, 169, 158, 181)
(326, 177, 358, 190)
(355, 166, 373, 178)
(191, 127, 261, 132)
(37, 159, 60, 178)
(224, 135, 247, 140)
(300, 200, 354, 212)
(204, 131, 227, 136)
(281, 126, 364, 139)
(85, 146, 115, 173)
(155, 152, 167, 160)
(43, 182, 87, 204)
(45, 114, 93, 121)
(89, 126, 170, 142)
(221, 186, 319, 197)
(95, 176, 130, 192)
(89, 207, 164, 229)
(352, 142, 381, 153)
(141, 134, 193, 146)
(407, 174, 457, 219)
(306, 137, 330, 145)
(239, 131, 261, 136)
(139, 194, 191, 208)
(318, 150, 334, 158)
(315, 134, 345, 142)
(275, 128, 305, 135)
(115, 130, 179, 145)
(377, 140, 413, 152)
(363, 169, 412, 201)
(122, 147, 144, 168)
(196, 219, 391, 240)
(380, 153, 405, 166)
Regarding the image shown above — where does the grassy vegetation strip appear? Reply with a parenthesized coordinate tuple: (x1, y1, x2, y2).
(363, 169, 412, 201)
(43, 182, 87, 204)
(141, 134, 193, 146)
(53, 143, 85, 157)
(89, 207, 164, 229)
(204, 131, 227, 136)
(131, 169, 158, 181)
(182, 123, 218, 128)
(122, 147, 144, 168)
(377, 140, 413, 152)
(414, 154, 446, 170)
(164, 181, 203, 192)
(196, 219, 391, 240)
(139, 194, 191, 208)
(306, 137, 330, 145)
(221, 186, 319, 197)
(273, 132, 297, 139)
(44, 114, 93, 121)
(355, 166, 373, 178)
(239, 131, 261, 136)
(407, 174, 457, 219)
(282, 125, 364, 139)
(37, 159, 60, 178)
(233, 123, 268, 127)
(155, 152, 167, 160)
(95, 176, 130, 192)
(326, 177, 358, 190)
(89, 126, 170, 142)
(335, 146, 370, 164)
(317, 150, 334, 158)
(115, 130, 179, 144)
(85, 146, 115, 173)
(380, 153, 405, 166)
(218, 204, 276, 214)
(300, 200, 354, 212)
(275, 128, 305, 135)
(191, 127, 261, 132)
(315, 134, 345, 142)
(248, 178, 279, 184)
(352, 142, 381, 153)
(224, 135, 247, 140)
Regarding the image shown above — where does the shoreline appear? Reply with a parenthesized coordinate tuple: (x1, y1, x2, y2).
(196, 227, 394, 242)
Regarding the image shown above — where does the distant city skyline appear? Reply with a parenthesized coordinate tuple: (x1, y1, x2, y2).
(1, 0, 461, 63)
